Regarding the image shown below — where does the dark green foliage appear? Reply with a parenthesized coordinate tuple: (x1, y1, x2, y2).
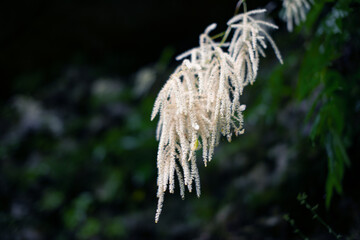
(0, 71, 158, 239)
(297, 0, 359, 207)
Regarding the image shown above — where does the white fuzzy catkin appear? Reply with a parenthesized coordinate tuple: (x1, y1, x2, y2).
(282, 0, 313, 32)
(151, 2, 282, 223)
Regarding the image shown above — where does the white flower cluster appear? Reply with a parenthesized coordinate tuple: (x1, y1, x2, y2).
(282, 0, 313, 32)
(151, 6, 282, 223)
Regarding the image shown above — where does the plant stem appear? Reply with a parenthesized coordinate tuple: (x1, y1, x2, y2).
(211, 32, 225, 40)
(234, 0, 243, 15)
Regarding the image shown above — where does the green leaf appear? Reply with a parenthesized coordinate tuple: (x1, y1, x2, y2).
(332, 131, 351, 167)
(310, 113, 323, 143)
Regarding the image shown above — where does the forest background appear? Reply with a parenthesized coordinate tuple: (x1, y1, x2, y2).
(0, 0, 359, 239)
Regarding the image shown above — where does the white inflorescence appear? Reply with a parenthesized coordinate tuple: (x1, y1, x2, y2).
(282, 0, 313, 32)
(151, 3, 282, 223)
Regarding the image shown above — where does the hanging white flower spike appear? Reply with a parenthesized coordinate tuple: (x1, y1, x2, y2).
(282, 0, 313, 32)
(151, 0, 282, 223)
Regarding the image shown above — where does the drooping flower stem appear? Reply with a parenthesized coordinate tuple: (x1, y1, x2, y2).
(210, 32, 225, 40)
(234, 0, 243, 15)
(213, 0, 247, 47)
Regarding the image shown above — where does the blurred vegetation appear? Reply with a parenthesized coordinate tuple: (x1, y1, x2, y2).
(0, 0, 359, 239)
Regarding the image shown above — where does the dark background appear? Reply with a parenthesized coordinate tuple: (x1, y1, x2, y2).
(1, 0, 238, 95)
(0, 0, 359, 239)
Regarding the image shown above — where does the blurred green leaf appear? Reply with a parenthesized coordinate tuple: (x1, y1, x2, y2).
(40, 189, 64, 211)
(64, 193, 93, 230)
(78, 217, 100, 239)
(104, 217, 126, 238)
(97, 170, 122, 202)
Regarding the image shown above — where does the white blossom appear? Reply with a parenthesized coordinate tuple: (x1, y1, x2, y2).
(151, 62, 213, 223)
(282, 0, 313, 32)
(151, 2, 282, 223)
(227, 9, 283, 85)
